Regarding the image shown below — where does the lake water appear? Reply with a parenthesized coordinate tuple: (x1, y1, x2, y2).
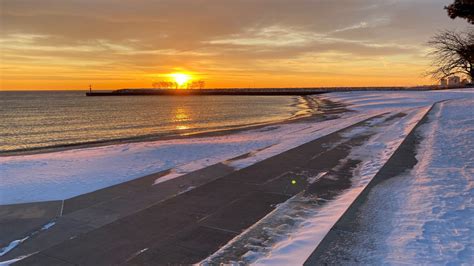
(0, 91, 322, 153)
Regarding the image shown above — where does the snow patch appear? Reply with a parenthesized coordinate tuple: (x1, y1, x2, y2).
(0, 221, 56, 257)
(0, 254, 34, 266)
(0, 237, 29, 257)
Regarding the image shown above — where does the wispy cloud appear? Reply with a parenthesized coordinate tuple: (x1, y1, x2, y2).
(0, 0, 467, 89)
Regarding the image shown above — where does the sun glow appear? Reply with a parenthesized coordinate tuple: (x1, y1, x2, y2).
(170, 73, 191, 87)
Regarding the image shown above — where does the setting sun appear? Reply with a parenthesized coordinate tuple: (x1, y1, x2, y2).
(170, 73, 191, 87)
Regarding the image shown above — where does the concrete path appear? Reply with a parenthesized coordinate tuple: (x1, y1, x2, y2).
(304, 105, 434, 265)
(0, 201, 62, 249)
(1, 163, 233, 261)
(1, 112, 408, 265)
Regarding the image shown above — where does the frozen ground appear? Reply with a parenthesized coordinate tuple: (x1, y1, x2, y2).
(203, 89, 474, 264)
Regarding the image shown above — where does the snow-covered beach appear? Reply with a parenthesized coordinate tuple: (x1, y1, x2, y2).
(1, 89, 473, 264)
(2, 90, 471, 205)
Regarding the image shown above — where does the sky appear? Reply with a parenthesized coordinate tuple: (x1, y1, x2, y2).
(0, 0, 469, 90)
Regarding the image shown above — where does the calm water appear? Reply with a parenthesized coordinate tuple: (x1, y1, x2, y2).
(0, 91, 319, 153)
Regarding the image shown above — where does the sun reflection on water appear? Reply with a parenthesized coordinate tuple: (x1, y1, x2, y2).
(173, 108, 189, 122)
(176, 125, 190, 130)
(173, 107, 191, 130)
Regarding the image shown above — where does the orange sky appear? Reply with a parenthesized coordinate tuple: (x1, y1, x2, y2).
(0, 0, 468, 90)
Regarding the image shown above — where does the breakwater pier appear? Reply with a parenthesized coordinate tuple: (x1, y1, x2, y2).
(85, 87, 436, 96)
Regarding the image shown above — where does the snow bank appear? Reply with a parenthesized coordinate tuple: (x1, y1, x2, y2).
(323, 89, 473, 112)
(348, 98, 473, 264)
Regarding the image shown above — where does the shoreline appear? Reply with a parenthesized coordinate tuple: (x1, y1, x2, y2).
(2, 88, 470, 157)
(0, 98, 348, 157)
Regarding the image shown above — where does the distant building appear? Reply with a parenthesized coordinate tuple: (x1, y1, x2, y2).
(448, 76, 461, 87)
(461, 78, 470, 85)
(440, 78, 448, 87)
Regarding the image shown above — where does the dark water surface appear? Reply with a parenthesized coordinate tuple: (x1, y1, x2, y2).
(0, 91, 320, 153)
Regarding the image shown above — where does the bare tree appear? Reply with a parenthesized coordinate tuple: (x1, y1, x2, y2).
(446, 0, 474, 24)
(189, 80, 206, 89)
(152, 81, 178, 89)
(197, 80, 205, 89)
(427, 30, 474, 80)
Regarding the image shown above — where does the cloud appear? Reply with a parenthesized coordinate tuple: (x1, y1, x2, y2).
(0, 0, 468, 89)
